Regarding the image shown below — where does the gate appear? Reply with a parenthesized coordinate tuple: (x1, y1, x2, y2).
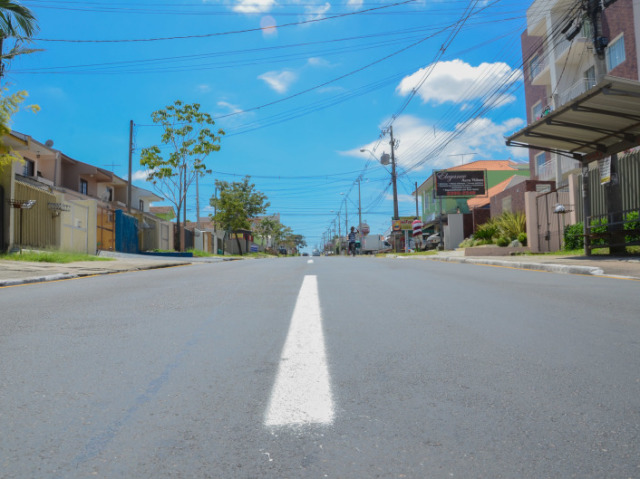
(97, 205, 115, 251)
(61, 202, 90, 253)
(535, 188, 575, 252)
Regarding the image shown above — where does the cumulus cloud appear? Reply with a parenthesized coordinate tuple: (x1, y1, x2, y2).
(231, 0, 276, 14)
(341, 114, 528, 170)
(217, 100, 244, 114)
(396, 59, 521, 107)
(258, 70, 298, 93)
(132, 170, 152, 182)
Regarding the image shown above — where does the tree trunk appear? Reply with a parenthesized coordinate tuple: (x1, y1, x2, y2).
(235, 235, 243, 256)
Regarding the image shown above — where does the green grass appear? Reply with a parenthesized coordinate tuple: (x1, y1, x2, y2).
(0, 250, 113, 263)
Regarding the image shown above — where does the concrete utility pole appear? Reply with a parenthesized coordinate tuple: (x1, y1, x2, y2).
(584, 0, 624, 255)
(389, 125, 399, 221)
(415, 182, 419, 217)
(357, 177, 362, 231)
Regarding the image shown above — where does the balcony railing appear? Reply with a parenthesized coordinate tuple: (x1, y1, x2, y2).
(557, 78, 597, 107)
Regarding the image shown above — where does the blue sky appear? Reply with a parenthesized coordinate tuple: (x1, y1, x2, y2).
(9, 0, 531, 251)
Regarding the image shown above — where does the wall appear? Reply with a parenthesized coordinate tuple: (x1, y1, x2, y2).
(12, 180, 58, 250)
(491, 180, 555, 216)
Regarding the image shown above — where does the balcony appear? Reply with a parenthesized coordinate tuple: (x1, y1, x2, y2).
(556, 78, 597, 107)
(529, 54, 550, 86)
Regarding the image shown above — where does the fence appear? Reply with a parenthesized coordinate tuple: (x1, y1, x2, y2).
(534, 187, 575, 252)
(12, 181, 57, 250)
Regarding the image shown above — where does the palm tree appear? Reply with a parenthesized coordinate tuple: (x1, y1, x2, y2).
(0, 0, 39, 78)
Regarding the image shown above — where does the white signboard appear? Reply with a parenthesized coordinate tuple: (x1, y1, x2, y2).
(599, 156, 611, 185)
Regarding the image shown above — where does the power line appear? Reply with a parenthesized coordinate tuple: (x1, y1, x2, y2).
(34, 0, 420, 43)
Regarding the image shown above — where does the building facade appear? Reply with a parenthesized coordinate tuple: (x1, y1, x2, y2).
(521, 0, 639, 184)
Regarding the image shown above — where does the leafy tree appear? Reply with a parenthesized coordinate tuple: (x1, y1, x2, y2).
(0, 0, 40, 78)
(0, 87, 38, 168)
(253, 216, 278, 252)
(140, 100, 224, 251)
(209, 176, 269, 255)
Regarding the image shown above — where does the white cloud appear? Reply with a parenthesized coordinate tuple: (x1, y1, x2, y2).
(346, 0, 363, 8)
(258, 70, 298, 93)
(340, 114, 528, 170)
(231, 0, 276, 14)
(303, 2, 331, 22)
(132, 170, 151, 182)
(396, 59, 521, 107)
(197, 84, 212, 93)
(217, 100, 244, 114)
(307, 57, 332, 68)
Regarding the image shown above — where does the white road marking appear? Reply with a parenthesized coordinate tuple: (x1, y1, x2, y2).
(264, 275, 335, 427)
(307, 259, 314, 264)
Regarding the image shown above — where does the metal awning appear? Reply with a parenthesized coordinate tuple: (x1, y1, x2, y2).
(506, 76, 640, 163)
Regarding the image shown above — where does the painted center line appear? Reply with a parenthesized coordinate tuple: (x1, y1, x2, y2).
(264, 275, 335, 427)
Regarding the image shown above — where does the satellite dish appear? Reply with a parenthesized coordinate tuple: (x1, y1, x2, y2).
(45, 139, 54, 147)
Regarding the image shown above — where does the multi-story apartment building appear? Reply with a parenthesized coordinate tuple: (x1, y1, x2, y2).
(520, 0, 638, 184)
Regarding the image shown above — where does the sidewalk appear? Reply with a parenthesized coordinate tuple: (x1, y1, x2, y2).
(400, 250, 640, 280)
(0, 252, 230, 287)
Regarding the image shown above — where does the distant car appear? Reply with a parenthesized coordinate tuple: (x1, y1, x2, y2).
(312, 249, 321, 256)
(302, 252, 309, 256)
(278, 248, 287, 255)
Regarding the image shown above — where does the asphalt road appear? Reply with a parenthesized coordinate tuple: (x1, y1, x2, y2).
(1, 257, 639, 478)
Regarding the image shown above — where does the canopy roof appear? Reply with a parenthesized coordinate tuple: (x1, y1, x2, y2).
(506, 76, 640, 163)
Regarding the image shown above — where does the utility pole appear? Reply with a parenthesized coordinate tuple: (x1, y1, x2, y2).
(584, 0, 624, 254)
(389, 125, 399, 221)
(128, 120, 133, 214)
(357, 177, 362, 231)
(415, 181, 419, 217)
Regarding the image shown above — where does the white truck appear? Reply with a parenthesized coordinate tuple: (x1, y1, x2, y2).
(359, 234, 392, 254)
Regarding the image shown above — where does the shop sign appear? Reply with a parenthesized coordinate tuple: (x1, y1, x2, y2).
(435, 170, 486, 197)
(392, 217, 415, 231)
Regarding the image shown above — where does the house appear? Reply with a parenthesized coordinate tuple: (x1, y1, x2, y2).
(1, 131, 173, 254)
(416, 159, 530, 234)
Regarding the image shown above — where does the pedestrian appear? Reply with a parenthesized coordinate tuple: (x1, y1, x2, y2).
(412, 216, 423, 251)
(347, 226, 359, 256)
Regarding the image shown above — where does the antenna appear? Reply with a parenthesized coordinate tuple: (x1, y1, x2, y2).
(44, 139, 54, 147)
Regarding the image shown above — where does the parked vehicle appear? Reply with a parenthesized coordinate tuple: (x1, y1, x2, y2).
(360, 234, 392, 254)
(424, 233, 441, 250)
(312, 249, 321, 256)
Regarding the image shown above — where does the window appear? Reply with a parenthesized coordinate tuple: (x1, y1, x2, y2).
(535, 152, 546, 176)
(80, 179, 88, 195)
(105, 187, 113, 202)
(529, 54, 542, 79)
(139, 200, 144, 211)
(607, 35, 626, 71)
(584, 66, 596, 89)
(23, 159, 35, 177)
(532, 102, 543, 121)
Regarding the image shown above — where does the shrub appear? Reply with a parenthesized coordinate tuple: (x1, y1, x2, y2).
(564, 222, 584, 250)
(496, 211, 526, 242)
(474, 220, 498, 241)
(625, 211, 640, 243)
(517, 232, 527, 246)
(590, 217, 608, 246)
(496, 236, 510, 247)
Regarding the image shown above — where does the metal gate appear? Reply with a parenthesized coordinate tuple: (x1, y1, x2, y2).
(62, 202, 90, 253)
(97, 205, 115, 251)
(536, 188, 574, 252)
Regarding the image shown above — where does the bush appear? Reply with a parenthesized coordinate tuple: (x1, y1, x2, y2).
(590, 217, 608, 246)
(625, 211, 640, 243)
(564, 222, 584, 250)
(517, 232, 527, 246)
(496, 236, 510, 247)
(496, 212, 526, 242)
(474, 220, 498, 241)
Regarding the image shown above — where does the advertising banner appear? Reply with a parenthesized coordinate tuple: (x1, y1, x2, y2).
(435, 170, 486, 197)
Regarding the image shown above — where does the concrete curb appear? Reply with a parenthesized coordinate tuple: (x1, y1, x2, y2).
(390, 254, 605, 276)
